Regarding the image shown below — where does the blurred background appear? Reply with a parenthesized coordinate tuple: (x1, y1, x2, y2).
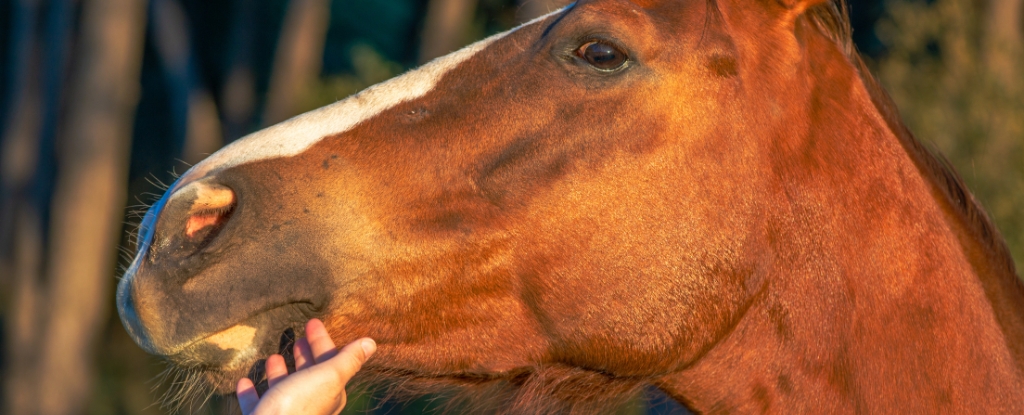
(0, 0, 1020, 413)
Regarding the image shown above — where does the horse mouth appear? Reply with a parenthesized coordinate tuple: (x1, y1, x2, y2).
(194, 328, 300, 394)
(166, 302, 316, 393)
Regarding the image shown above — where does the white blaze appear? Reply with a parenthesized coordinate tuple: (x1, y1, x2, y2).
(176, 9, 564, 186)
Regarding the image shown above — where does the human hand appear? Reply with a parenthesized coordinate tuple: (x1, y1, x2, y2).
(236, 319, 376, 415)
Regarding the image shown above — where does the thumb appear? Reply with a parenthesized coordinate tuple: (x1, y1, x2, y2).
(326, 338, 376, 383)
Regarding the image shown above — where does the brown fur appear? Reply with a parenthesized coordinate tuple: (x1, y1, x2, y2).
(118, 0, 1024, 413)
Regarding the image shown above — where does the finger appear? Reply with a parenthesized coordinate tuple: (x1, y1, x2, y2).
(306, 318, 339, 363)
(236, 377, 259, 415)
(293, 337, 314, 371)
(324, 337, 377, 384)
(265, 354, 289, 388)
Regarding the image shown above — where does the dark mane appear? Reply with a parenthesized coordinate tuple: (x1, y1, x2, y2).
(807, 0, 1018, 278)
(806, 0, 853, 56)
(352, 364, 647, 415)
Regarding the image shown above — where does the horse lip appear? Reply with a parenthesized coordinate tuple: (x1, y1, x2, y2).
(116, 248, 161, 354)
(116, 186, 167, 354)
(165, 301, 316, 365)
(116, 273, 159, 354)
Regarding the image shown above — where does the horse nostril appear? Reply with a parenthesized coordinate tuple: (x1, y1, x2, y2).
(184, 184, 235, 239)
(151, 178, 237, 260)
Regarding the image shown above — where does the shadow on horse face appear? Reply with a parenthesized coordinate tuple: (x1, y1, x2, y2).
(117, 0, 1024, 412)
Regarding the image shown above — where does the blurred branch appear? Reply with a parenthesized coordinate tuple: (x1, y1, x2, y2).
(419, 0, 478, 63)
(262, 0, 331, 127)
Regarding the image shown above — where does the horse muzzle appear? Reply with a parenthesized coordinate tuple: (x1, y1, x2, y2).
(116, 171, 333, 389)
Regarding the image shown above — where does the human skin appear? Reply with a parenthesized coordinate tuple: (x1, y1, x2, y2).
(236, 319, 376, 415)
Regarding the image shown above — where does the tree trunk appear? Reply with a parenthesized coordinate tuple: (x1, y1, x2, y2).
(262, 0, 332, 127)
(3, 2, 48, 413)
(4, 207, 44, 415)
(419, 0, 478, 63)
(28, 0, 146, 413)
(0, 0, 42, 294)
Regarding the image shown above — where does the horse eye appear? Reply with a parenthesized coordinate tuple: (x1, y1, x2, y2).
(576, 41, 627, 70)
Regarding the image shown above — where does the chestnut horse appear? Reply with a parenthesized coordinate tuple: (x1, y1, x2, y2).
(117, 0, 1024, 412)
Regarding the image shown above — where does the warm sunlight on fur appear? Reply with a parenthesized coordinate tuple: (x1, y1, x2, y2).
(115, 0, 1024, 413)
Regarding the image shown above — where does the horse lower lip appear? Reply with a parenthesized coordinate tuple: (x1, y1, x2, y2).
(203, 366, 254, 393)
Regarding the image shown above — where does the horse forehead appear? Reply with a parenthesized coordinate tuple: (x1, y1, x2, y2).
(174, 9, 563, 188)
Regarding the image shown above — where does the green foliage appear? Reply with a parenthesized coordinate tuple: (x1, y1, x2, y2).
(875, 0, 1024, 267)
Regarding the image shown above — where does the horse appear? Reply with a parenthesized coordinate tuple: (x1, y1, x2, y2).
(116, 0, 1024, 412)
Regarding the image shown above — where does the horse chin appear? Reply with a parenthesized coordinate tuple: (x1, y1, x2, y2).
(163, 340, 270, 394)
(203, 365, 256, 393)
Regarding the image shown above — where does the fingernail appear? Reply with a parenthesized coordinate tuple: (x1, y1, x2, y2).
(361, 339, 376, 357)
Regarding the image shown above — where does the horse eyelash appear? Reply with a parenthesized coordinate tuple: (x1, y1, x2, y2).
(190, 204, 235, 219)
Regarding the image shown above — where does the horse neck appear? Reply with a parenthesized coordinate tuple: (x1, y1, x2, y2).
(656, 28, 1024, 413)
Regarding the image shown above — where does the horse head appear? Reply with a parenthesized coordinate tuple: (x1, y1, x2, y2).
(118, 0, 1024, 412)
